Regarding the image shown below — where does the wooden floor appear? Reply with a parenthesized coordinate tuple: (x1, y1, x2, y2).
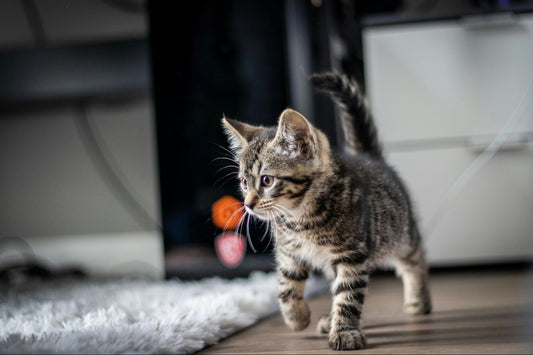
(201, 266, 533, 354)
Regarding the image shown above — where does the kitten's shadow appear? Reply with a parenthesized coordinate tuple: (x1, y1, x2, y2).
(302, 335, 327, 340)
(363, 305, 532, 349)
(365, 305, 526, 330)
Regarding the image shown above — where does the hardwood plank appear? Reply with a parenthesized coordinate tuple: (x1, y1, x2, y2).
(201, 268, 533, 354)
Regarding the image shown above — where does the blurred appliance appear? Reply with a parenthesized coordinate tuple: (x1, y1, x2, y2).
(361, 6, 533, 265)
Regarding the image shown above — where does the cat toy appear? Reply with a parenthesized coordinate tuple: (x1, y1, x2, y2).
(212, 195, 246, 268)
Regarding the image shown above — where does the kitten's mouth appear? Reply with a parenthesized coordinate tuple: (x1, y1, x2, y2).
(245, 208, 271, 221)
(244, 206, 254, 215)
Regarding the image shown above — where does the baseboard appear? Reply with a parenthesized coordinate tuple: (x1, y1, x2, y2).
(2, 231, 165, 278)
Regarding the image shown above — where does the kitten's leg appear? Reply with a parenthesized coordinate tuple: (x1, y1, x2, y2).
(317, 313, 331, 334)
(277, 252, 311, 331)
(394, 240, 432, 315)
(328, 263, 370, 350)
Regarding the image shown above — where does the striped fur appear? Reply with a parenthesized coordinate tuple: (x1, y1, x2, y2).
(221, 72, 431, 351)
(310, 72, 382, 158)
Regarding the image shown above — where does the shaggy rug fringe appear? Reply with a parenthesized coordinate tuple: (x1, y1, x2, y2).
(0, 271, 327, 354)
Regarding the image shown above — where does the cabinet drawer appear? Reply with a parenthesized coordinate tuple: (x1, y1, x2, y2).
(387, 144, 533, 265)
(363, 14, 533, 142)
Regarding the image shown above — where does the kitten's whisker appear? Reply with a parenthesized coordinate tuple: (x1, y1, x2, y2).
(213, 171, 239, 187)
(221, 206, 244, 233)
(211, 201, 244, 218)
(245, 213, 257, 253)
(235, 212, 244, 236)
(213, 171, 238, 181)
(213, 143, 237, 159)
(212, 156, 239, 164)
(221, 205, 245, 233)
(271, 205, 285, 217)
(272, 204, 295, 218)
(215, 164, 238, 175)
(263, 212, 274, 252)
(259, 214, 271, 242)
(261, 212, 274, 252)
(272, 203, 293, 214)
(235, 211, 247, 237)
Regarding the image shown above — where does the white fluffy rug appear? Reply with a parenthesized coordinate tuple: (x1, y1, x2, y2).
(0, 272, 327, 354)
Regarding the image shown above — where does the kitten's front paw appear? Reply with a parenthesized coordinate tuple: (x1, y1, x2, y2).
(281, 301, 311, 331)
(317, 313, 331, 334)
(329, 329, 367, 351)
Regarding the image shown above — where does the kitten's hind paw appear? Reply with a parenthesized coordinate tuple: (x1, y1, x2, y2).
(329, 329, 367, 350)
(316, 314, 331, 334)
(404, 301, 432, 315)
(281, 301, 311, 331)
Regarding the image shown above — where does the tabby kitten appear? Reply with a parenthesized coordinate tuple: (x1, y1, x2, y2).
(221, 72, 431, 350)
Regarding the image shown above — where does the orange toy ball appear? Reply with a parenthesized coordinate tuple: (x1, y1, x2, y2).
(212, 195, 244, 230)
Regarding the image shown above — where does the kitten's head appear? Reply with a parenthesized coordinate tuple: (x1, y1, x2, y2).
(222, 108, 331, 221)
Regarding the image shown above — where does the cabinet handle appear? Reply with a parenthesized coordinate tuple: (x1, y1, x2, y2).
(467, 133, 531, 153)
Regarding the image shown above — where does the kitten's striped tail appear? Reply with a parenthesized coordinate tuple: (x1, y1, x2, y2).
(310, 72, 382, 159)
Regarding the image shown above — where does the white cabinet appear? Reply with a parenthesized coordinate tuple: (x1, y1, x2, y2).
(363, 14, 533, 266)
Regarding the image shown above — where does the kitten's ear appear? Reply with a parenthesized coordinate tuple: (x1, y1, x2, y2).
(221, 117, 262, 153)
(273, 109, 316, 156)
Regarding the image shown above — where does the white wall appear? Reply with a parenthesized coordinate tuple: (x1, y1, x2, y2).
(0, 0, 164, 277)
(0, 0, 147, 49)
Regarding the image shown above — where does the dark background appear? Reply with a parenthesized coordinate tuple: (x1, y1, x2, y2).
(149, 1, 289, 256)
(1, 0, 531, 280)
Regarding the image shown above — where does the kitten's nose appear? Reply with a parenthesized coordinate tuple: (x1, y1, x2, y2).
(244, 195, 259, 211)
(245, 201, 256, 210)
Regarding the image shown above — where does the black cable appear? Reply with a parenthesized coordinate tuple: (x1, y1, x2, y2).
(74, 102, 161, 231)
(20, 0, 47, 47)
(100, 0, 147, 14)
(0, 236, 35, 261)
(0, 236, 87, 284)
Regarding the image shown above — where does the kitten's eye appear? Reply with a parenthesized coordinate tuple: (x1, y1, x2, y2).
(261, 175, 274, 187)
(241, 177, 248, 190)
